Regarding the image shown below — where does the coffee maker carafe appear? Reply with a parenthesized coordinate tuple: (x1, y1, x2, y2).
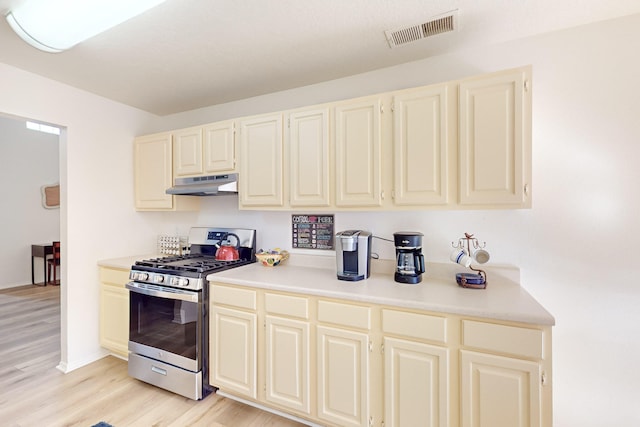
(336, 230, 372, 281)
(394, 232, 425, 284)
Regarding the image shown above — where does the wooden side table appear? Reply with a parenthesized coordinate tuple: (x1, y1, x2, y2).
(31, 244, 53, 286)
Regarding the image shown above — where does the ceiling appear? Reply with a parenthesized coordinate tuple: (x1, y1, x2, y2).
(1, 0, 639, 116)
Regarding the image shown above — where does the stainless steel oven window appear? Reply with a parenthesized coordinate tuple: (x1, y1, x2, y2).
(127, 283, 202, 371)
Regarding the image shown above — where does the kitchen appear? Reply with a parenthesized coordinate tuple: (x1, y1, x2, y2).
(1, 2, 640, 426)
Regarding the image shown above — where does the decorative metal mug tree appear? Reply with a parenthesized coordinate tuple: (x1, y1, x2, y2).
(451, 232, 489, 289)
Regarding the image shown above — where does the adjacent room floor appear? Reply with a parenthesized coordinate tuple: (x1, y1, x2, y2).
(0, 285, 305, 427)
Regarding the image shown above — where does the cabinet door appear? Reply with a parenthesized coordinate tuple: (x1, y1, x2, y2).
(459, 68, 531, 207)
(460, 350, 542, 427)
(288, 108, 330, 207)
(335, 98, 382, 207)
(239, 114, 284, 207)
(210, 306, 257, 399)
(134, 133, 173, 209)
(203, 120, 235, 173)
(173, 126, 203, 177)
(384, 337, 449, 427)
(317, 325, 370, 427)
(393, 85, 451, 206)
(265, 315, 310, 414)
(99, 283, 129, 359)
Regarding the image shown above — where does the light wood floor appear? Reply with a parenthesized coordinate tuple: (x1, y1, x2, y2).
(0, 285, 306, 427)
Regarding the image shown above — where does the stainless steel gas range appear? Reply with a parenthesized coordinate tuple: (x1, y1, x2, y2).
(125, 227, 256, 400)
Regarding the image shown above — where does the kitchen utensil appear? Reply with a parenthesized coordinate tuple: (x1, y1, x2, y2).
(335, 230, 372, 281)
(393, 231, 425, 284)
(215, 233, 240, 261)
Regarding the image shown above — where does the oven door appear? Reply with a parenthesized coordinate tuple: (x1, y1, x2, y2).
(126, 281, 202, 372)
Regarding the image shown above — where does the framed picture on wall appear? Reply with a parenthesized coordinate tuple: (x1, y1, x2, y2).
(41, 183, 60, 209)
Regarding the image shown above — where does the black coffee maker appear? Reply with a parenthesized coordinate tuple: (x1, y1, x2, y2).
(393, 232, 425, 284)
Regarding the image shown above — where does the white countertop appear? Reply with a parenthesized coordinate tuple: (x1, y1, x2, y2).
(207, 256, 555, 326)
(97, 254, 165, 269)
(98, 253, 554, 326)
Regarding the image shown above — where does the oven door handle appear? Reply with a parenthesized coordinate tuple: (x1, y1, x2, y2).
(125, 282, 199, 303)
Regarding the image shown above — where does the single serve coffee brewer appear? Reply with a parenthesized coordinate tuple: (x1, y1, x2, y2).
(335, 230, 372, 281)
(394, 231, 425, 284)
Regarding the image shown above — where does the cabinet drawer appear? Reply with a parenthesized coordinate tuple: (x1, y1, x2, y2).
(317, 300, 371, 330)
(265, 293, 309, 319)
(382, 309, 447, 344)
(211, 285, 256, 310)
(462, 320, 544, 359)
(99, 267, 130, 287)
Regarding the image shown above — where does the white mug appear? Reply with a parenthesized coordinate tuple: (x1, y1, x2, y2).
(473, 248, 490, 264)
(450, 249, 472, 267)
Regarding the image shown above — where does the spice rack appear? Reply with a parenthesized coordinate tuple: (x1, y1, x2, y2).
(157, 235, 190, 256)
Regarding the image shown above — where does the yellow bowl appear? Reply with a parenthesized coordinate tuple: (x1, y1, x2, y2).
(256, 250, 289, 267)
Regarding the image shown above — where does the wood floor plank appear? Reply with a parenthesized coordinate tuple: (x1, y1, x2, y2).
(0, 285, 307, 427)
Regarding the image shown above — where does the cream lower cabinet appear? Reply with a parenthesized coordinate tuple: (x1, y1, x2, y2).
(99, 267, 130, 359)
(317, 325, 371, 427)
(461, 351, 541, 427)
(264, 292, 311, 415)
(210, 285, 258, 399)
(316, 300, 376, 427)
(460, 320, 550, 427)
(209, 284, 551, 427)
(382, 309, 450, 427)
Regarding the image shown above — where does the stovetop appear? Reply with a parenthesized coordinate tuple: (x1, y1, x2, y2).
(135, 254, 254, 275)
(129, 227, 257, 292)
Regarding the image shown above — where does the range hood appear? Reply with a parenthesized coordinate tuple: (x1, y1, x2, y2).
(166, 173, 238, 196)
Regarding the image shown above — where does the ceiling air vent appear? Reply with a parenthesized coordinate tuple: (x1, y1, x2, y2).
(385, 10, 458, 48)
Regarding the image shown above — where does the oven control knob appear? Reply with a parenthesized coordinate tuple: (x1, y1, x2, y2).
(136, 272, 149, 281)
(170, 277, 189, 287)
(154, 275, 164, 284)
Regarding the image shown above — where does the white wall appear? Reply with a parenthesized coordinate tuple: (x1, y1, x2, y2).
(1, 11, 638, 427)
(161, 13, 640, 427)
(0, 64, 168, 371)
(0, 115, 60, 288)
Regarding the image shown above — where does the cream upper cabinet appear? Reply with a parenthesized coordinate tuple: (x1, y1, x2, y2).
(135, 66, 531, 212)
(238, 113, 284, 207)
(458, 67, 532, 208)
(210, 285, 258, 399)
(203, 120, 235, 173)
(392, 84, 454, 206)
(174, 121, 236, 178)
(134, 132, 198, 211)
(134, 132, 173, 210)
(335, 96, 383, 207)
(99, 267, 130, 359)
(173, 126, 203, 177)
(287, 107, 331, 207)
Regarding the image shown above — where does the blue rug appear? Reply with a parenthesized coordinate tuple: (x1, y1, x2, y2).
(92, 423, 113, 427)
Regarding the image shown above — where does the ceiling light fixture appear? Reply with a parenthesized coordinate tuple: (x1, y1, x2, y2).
(5, 0, 167, 53)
